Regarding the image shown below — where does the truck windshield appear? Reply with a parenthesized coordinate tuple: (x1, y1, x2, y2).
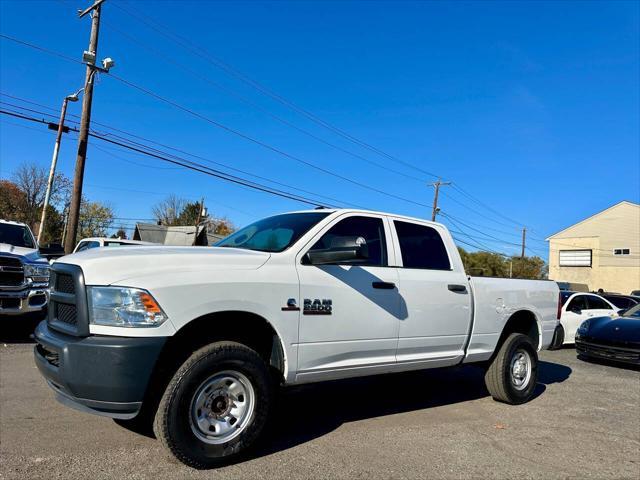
(215, 212, 330, 252)
(0, 223, 36, 249)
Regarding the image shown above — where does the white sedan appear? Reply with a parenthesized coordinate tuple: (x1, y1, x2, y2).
(558, 292, 618, 344)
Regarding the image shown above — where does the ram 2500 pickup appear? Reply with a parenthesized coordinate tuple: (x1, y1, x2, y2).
(1, 220, 50, 316)
(34, 209, 559, 468)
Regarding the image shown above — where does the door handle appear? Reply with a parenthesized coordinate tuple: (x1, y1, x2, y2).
(448, 284, 468, 293)
(372, 281, 396, 290)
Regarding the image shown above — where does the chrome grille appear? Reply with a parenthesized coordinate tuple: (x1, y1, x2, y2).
(0, 256, 24, 287)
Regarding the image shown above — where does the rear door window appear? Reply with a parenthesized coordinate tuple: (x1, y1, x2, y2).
(393, 221, 451, 270)
(566, 295, 588, 312)
(587, 296, 613, 310)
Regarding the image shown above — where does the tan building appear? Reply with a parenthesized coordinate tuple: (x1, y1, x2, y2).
(547, 201, 640, 294)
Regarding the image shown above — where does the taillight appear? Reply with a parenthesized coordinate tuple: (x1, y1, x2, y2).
(557, 292, 563, 319)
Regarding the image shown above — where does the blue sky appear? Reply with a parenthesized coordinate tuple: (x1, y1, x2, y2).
(1, 0, 638, 258)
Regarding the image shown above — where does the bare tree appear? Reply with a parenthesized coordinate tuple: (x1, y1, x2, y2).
(11, 162, 71, 230)
(152, 194, 187, 226)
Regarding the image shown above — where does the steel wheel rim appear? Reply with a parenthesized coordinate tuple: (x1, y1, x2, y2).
(510, 349, 532, 391)
(189, 370, 255, 444)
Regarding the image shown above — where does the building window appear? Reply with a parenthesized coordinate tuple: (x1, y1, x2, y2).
(613, 248, 630, 255)
(559, 249, 592, 267)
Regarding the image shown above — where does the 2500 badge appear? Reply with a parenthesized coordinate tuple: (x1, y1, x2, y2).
(303, 298, 332, 315)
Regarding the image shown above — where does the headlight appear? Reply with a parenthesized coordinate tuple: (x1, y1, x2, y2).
(24, 263, 50, 279)
(576, 319, 590, 337)
(87, 286, 168, 327)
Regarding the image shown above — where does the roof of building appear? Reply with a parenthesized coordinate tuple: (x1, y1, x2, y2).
(134, 223, 225, 246)
(546, 201, 640, 240)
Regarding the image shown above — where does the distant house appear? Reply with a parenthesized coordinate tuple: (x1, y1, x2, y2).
(546, 201, 640, 294)
(133, 223, 225, 246)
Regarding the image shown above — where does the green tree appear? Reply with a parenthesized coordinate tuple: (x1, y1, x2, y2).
(40, 204, 65, 244)
(176, 202, 201, 225)
(0, 180, 27, 222)
(110, 227, 128, 239)
(511, 256, 548, 280)
(77, 200, 115, 240)
(458, 247, 548, 279)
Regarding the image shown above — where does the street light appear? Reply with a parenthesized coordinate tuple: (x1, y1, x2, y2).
(37, 88, 84, 244)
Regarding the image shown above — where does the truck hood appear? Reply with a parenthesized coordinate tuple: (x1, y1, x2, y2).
(0, 243, 45, 263)
(58, 246, 271, 285)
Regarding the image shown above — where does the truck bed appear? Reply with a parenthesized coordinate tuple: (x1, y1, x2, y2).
(464, 276, 559, 363)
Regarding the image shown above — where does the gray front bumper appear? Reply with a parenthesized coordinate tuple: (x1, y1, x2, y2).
(34, 321, 167, 419)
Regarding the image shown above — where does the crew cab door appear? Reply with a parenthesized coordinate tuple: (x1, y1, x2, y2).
(295, 213, 400, 379)
(389, 219, 472, 366)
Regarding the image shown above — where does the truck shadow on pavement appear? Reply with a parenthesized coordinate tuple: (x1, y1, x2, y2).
(0, 315, 40, 344)
(253, 360, 572, 460)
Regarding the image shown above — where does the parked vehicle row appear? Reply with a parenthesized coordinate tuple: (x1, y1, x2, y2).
(557, 291, 617, 345)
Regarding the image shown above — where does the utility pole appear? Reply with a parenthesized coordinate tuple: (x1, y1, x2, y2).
(37, 90, 82, 244)
(521, 227, 527, 259)
(429, 180, 451, 221)
(64, 0, 104, 253)
(61, 202, 70, 247)
(192, 198, 205, 246)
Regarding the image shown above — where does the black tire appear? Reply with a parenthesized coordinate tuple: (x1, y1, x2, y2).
(484, 333, 538, 405)
(153, 341, 273, 468)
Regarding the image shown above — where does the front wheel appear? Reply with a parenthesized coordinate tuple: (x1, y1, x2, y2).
(153, 341, 273, 468)
(484, 333, 538, 404)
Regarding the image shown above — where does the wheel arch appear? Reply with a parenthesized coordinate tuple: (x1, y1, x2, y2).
(138, 310, 287, 420)
(498, 309, 541, 352)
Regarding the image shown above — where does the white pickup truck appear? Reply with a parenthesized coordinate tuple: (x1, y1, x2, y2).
(34, 209, 560, 468)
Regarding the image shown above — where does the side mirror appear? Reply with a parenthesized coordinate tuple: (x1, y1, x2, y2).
(305, 236, 369, 265)
(570, 308, 582, 314)
(617, 309, 626, 316)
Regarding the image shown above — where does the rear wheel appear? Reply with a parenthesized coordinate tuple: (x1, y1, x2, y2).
(153, 341, 273, 468)
(484, 333, 538, 404)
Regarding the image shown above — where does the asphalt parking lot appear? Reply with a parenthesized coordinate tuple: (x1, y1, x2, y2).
(1, 329, 639, 479)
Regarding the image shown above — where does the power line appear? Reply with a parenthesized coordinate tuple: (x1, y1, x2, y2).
(91, 138, 360, 208)
(83, 183, 256, 218)
(100, 18, 431, 185)
(439, 190, 527, 230)
(441, 212, 529, 249)
(106, 73, 432, 208)
(0, 108, 343, 208)
(0, 34, 534, 230)
(451, 183, 525, 228)
(0, 101, 361, 208)
(0, 33, 81, 65)
(0, 32, 431, 208)
(112, 1, 442, 181)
